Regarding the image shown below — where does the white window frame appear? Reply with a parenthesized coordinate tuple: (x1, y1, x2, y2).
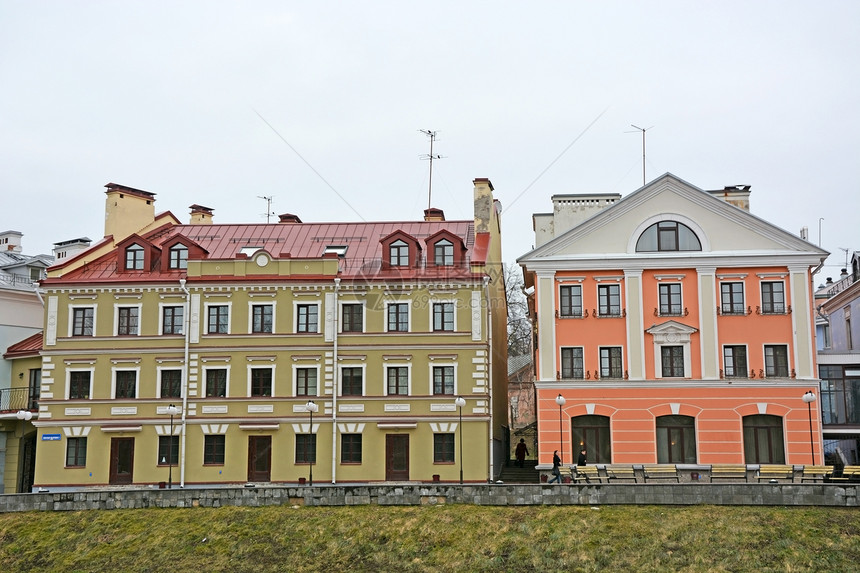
(114, 303, 142, 336)
(558, 284, 583, 318)
(66, 367, 94, 400)
(384, 300, 411, 333)
(247, 364, 276, 397)
(111, 367, 140, 399)
(293, 301, 320, 334)
(158, 303, 185, 335)
(339, 363, 367, 397)
(384, 363, 412, 397)
(428, 362, 458, 396)
(430, 299, 456, 332)
(68, 304, 97, 337)
(156, 366, 183, 399)
(339, 300, 367, 333)
(248, 301, 277, 334)
(292, 364, 321, 398)
(204, 301, 232, 335)
(202, 364, 231, 398)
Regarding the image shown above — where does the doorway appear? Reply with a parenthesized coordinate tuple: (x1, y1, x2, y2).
(248, 435, 272, 482)
(385, 434, 409, 481)
(109, 437, 135, 485)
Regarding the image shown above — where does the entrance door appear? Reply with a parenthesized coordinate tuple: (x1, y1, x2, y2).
(109, 437, 135, 485)
(385, 434, 409, 481)
(18, 433, 36, 493)
(248, 436, 272, 482)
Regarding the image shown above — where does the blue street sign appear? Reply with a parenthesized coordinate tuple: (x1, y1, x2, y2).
(42, 434, 62, 441)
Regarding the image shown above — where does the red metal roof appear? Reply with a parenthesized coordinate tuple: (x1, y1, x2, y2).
(42, 219, 481, 285)
(4, 332, 42, 359)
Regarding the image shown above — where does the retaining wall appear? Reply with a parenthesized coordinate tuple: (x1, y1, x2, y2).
(1, 482, 858, 513)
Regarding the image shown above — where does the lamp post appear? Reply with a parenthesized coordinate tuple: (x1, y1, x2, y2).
(455, 396, 466, 484)
(164, 404, 181, 489)
(306, 400, 318, 486)
(802, 391, 817, 465)
(555, 394, 566, 466)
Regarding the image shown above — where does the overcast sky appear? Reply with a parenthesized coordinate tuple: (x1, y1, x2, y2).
(2, 1, 857, 281)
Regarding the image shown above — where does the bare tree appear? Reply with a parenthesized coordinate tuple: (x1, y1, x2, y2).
(505, 263, 531, 357)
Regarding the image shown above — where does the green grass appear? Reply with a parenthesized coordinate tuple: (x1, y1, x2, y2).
(1, 505, 859, 572)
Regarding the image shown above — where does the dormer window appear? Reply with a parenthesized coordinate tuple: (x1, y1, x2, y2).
(126, 244, 144, 270)
(434, 240, 453, 266)
(636, 221, 701, 252)
(169, 244, 188, 269)
(390, 240, 409, 266)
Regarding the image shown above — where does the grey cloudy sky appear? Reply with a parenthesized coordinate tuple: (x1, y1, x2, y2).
(2, 1, 857, 280)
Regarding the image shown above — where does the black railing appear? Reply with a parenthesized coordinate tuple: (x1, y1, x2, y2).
(0, 388, 35, 413)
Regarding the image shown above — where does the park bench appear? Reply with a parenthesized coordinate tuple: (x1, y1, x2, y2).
(571, 465, 605, 483)
(800, 465, 833, 483)
(606, 465, 637, 482)
(756, 464, 795, 482)
(643, 464, 679, 482)
(829, 465, 860, 483)
(709, 464, 748, 482)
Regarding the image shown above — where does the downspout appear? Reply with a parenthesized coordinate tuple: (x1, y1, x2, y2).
(179, 278, 191, 488)
(331, 277, 340, 483)
(32, 282, 45, 307)
(483, 275, 493, 482)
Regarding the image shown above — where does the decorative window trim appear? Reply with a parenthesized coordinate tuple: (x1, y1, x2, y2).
(384, 363, 412, 397)
(645, 321, 697, 379)
(111, 367, 140, 399)
(593, 276, 625, 282)
(156, 366, 183, 399)
(248, 301, 277, 334)
(113, 303, 142, 336)
(247, 364, 276, 397)
(384, 300, 411, 333)
(202, 365, 230, 398)
(756, 273, 788, 279)
(556, 276, 586, 283)
(431, 299, 456, 332)
(339, 364, 366, 397)
(339, 300, 367, 333)
(66, 368, 94, 400)
(292, 364, 320, 397)
(654, 274, 686, 281)
(428, 362, 458, 395)
(68, 305, 96, 337)
(204, 302, 232, 335)
(294, 301, 320, 333)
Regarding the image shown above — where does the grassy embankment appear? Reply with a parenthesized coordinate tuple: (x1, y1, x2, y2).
(1, 504, 859, 572)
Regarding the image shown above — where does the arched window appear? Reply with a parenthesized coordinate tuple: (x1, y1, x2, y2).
(390, 240, 409, 267)
(169, 244, 188, 269)
(656, 415, 697, 463)
(571, 415, 611, 464)
(434, 239, 453, 266)
(125, 244, 144, 270)
(742, 414, 785, 464)
(636, 221, 701, 252)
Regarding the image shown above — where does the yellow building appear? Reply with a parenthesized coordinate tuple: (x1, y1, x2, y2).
(30, 180, 507, 489)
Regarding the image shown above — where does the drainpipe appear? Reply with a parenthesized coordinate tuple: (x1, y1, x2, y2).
(331, 277, 340, 483)
(483, 275, 493, 482)
(31, 282, 45, 307)
(179, 278, 191, 488)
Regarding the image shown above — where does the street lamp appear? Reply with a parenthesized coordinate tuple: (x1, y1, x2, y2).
(164, 404, 181, 488)
(306, 400, 319, 486)
(802, 391, 817, 465)
(16, 410, 33, 422)
(455, 396, 466, 484)
(555, 394, 566, 466)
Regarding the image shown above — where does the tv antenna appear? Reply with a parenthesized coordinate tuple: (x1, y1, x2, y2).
(419, 129, 444, 209)
(839, 247, 851, 269)
(627, 124, 653, 187)
(258, 195, 275, 223)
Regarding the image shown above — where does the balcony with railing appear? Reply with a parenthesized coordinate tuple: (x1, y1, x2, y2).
(0, 388, 37, 413)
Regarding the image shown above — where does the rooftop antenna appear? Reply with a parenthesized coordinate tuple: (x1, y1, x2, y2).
(627, 124, 653, 187)
(258, 195, 275, 223)
(839, 247, 850, 269)
(419, 129, 444, 209)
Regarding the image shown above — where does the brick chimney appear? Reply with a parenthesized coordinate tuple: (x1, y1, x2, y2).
(708, 185, 751, 211)
(189, 204, 214, 225)
(278, 213, 302, 224)
(104, 183, 156, 240)
(424, 207, 445, 222)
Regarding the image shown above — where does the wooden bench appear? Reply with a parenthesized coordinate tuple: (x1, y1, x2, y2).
(571, 465, 605, 483)
(709, 464, 748, 482)
(829, 465, 860, 482)
(643, 464, 679, 482)
(756, 464, 795, 482)
(800, 465, 833, 483)
(606, 465, 637, 483)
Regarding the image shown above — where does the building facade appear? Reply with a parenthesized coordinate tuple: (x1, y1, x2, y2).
(519, 174, 828, 469)
(29, 179, 507, 490)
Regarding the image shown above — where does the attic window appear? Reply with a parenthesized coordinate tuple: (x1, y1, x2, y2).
(636, 221, 701, 252)
(126, 244, 144, 270)
(324, 245, 348, 257)
(390, 240, 409, 266)
(169, 244, 188, 269)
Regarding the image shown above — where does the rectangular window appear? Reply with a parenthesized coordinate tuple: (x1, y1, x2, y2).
(387, 303, 409, 332)
(158, 436, 179, 465)
(296, 304, 318, 333)
(115, 371, 137, 398)
(72, 307, 94, 336)
(659, 283, 682, 316)
(764, 345, 789, 377)
(561, 347, 584, 379)
(126, 245, 144, 270)
(559, 285, 582, 317)
(66, 437, 87, 467)
(206, 369, 227, 397)
(69, 371, 91, 399)
(28, 369, 41, 409)
(296, 368, 317, 396)
(761, 282, 785, 314)
(203, 435, 226, 465)
(169, 245, 188, 269)
(660, 346, 685, 377)
(251, 368, 273, 397)
(160, 370, 182, 398)
(341, 367, 363, 396)
(723, 345, 748, 378)
(434, 434, 455, 463)
(341, 434, 362, 464)
(390, 240, 409, 266)
(433, 303, 455, 331)
(296, 434, 317, 464)
(433, 366, 455, 395)
(598, 284, 621, 316)
(162, 305, 184, 335)
(207, 305, 229, 334)
(720, 282, 745, 314)
(252, 304, 273, 333)
(599, 347, 623, 379)
(387, 366, 409, 395)
(342, 304, 364, 333)
(434, 240, 453, 266)
(117, 307, 139, 335)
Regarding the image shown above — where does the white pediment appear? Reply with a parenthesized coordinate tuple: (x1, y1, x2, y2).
(645, 320, 698, 344)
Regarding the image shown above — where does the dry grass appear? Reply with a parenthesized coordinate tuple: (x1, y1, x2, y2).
(1, 504, 859, 572)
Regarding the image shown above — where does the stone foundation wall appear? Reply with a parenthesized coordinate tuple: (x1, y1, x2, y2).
(1, 483, 857, 513)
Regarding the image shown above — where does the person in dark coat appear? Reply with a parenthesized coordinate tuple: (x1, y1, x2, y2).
(577, 447, 587, 466)
(515, 438, 529, 467)
(548, 450, 562, 483)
